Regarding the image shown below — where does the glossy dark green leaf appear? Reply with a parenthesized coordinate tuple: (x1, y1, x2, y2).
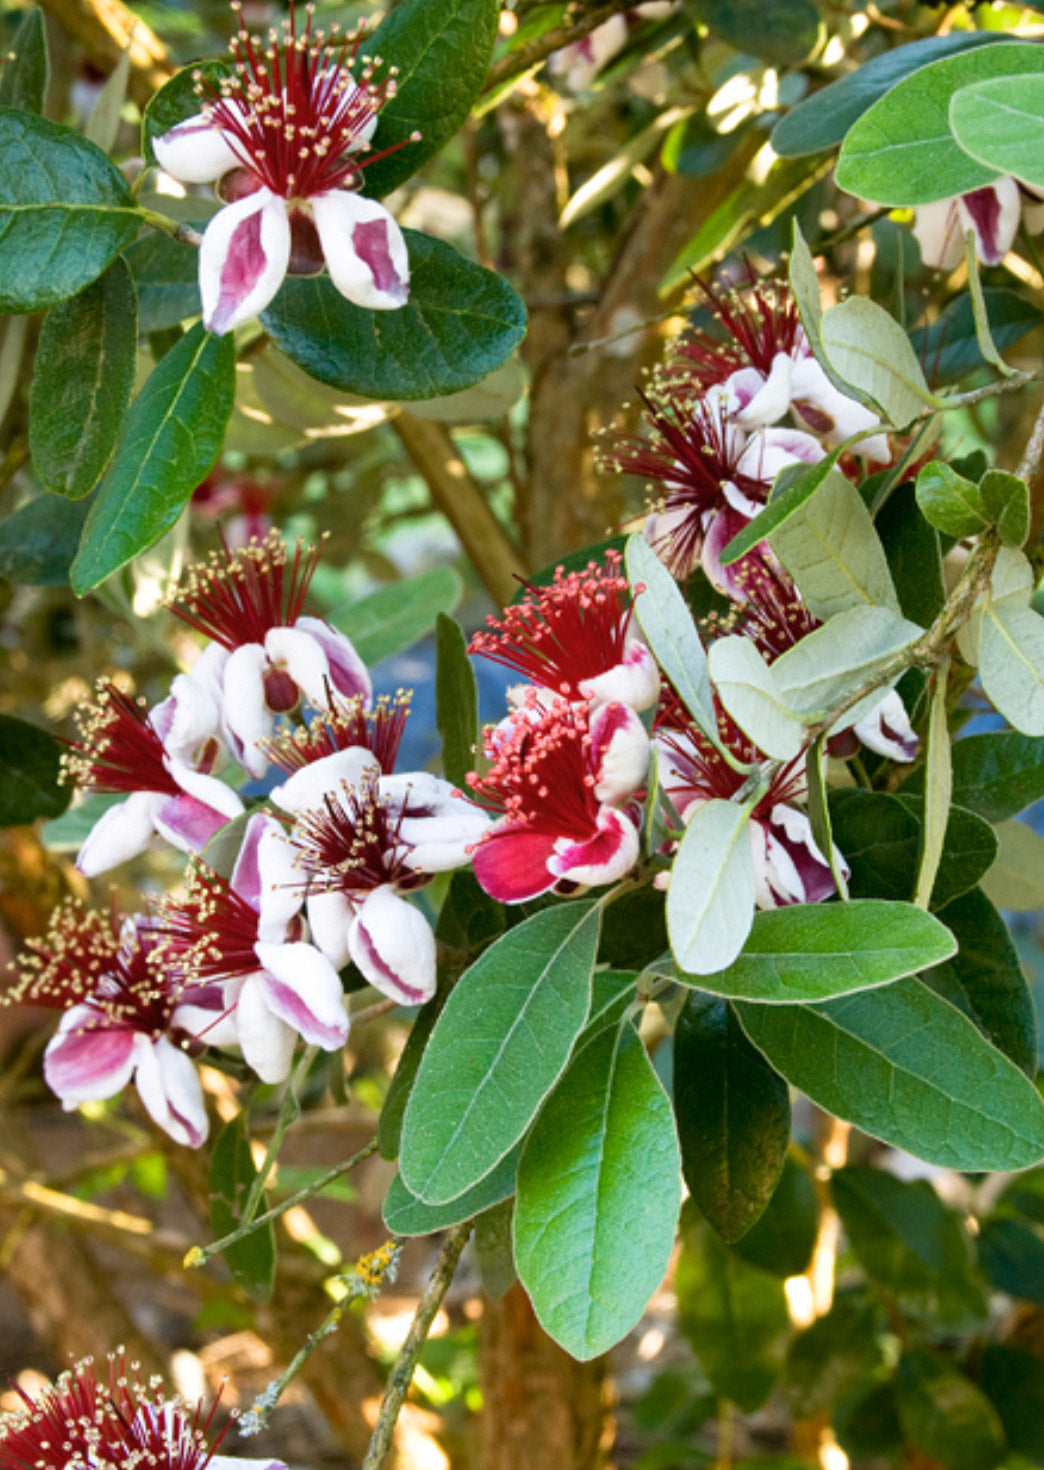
(835, 44, 1044, 207)
(784, 1292, 887, 1416)
(383, 1145, 520, 1235)
(981, 470, 1031, 549)
(599, 883, 668, 970)
(771, 32, 1014, 158)
(736, 979, 1044, 1171)
(876, 482, 946, 630)
(208, 1115, 275, 1302)
(29, 258, 136, 499)
(673, 992, 790, 1243)
(678, 900, 956, 1004)
(261, 231, 526, 401)
(71, 324, 235, 593)
(141, 61, 230, 165)
(123, 231, 201, 332)
(896, 1351, 1006, 1470)
(399, 901, 601, 1204)
(730, 1157, 817, 1279)
(514, 1022, 681, 1360)
(916, 461, 990, 539)
(0, 713, 70, 825)
(0, 491, 91, 585)
(0, 9, 48, 114)
(900, 730, 1044, 822)
(978, 1217, 1044, 1304)
(676, 1204, 789, 1412)
(0, 109, 140, 312)
(435, 613, 479, 789)
(911, 289, 1043, 386)
(687, 0, 820, 67)
(327, 566, 462, 667)
(981, 1344, 1044, 1464)
(922, 888, 1036, 1076)
(832, 1166, 985, 1321)
(361, 0, 500, 199)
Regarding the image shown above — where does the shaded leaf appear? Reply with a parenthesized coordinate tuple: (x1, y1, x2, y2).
(898, 730, 1044, 822)
(978, 1217, 1044, 1304)
(123, 231, 201, 332)
(784, 1292, 887, 1416)
(435, 613, 479, 789)
(383, 1146, 519, 1236)
(730, 1156, 817, 1279)
(328, 566, 462, 667)
(911, 288, 1043, 386)
(687, 0, 820, 67)
(877, 481, 947, 629)
(0, 491, 91, 585)
(208, 1116, 275, 1302)
(0, 9, 48, 114)
(0, 714, 70, 825)
(895, 1351, 1006, 1470)
(981, 1344, 1044, 1464)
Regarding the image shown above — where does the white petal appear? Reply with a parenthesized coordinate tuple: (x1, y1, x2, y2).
(234, 975, 297, 1084)
(153, 111, 244, 184)
(732, 353, 794, 427)
(270, 745, 379, 815)
(76, 791, 159, 876)
(579, 639, 660, 713)
(44, 1008, 139, 1104)
(199, 189, 291, 335)
(853, 689, 919, 762)
(149, 673, 221, 762)
(912, 198, 965, 271)
(294, 616, 371, 703)
(164, 759, 245, 820)
(255, 941, 349, 1051)
(222, 642, 273, 776)
(134, 1037, 209, 1148)
(348, 887, 436, 1004)
(590, 703, 650, 805)
(264, 624, 331, 710)
(958, 177, 1021, 266)
(312, 190, 410, 310)
(306, 889, 356, 970)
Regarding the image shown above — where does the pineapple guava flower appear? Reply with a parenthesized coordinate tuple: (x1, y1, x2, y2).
(153, 2, 414, 334)
(167, 531, 370, 779)
(0, 1351, 285, 1470)
(911, 177, 1044, 271)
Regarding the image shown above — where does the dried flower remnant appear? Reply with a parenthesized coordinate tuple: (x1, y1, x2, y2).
(167, 531, 370, 777)
(153, 1, 416, 333)
(5, 902, 224, 1147)
(469, 552, 659, 712)
(0, 1351, 286, 1470)
(62, 678, 244, 876)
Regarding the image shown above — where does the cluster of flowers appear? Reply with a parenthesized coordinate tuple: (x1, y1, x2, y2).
(0, 1352, 283, 1470)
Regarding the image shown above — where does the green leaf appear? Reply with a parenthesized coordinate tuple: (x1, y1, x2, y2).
(687, 0, 820, 67)
(896, 1351, 1006, 1470)
(981, 1345, 1044, 1464)
(474, 1197, 517, 1299)
(41, 792, 120, 851)
(978, 1217, 1044, 1304)
(676, 1204, 790, 1412)
(0, 491, 91, 585)
(910, 288, 1043, 386)
(123, 231, 201, 332)
(578, 969, 638, 1049)
(980, 819, 1044, 913)
(771, 605, 921, 726)
(980, 601, 1044, 736)
(435, 613, 478, 788)
(626, 532, 719, 748)
(360, 0, 500, 200)
(514, 1022, 681, 1360)
(877, 482, 947, 630)
(85, 45, 131, 155)
(679, 900, 956, 1004)
(667, 798, 757, 977)
(771, 32, 1015, 158)
(916, 461, 990, 539)
(950, 72, 1044, 190)
(707, 636, 804, 761)
(378, 982, 448, 1161)
(0, 109, 140, 312)
(0, 713, 70, 825)
(731, 1155, 817, 1279)
(768, 469, 900, 620)
(70, 324, 236, 593)
(207, 1116, 276, 1302)
(673, 992, 790, 1243)
(141, 61, 230, 166)
(261, 232, 526, 401)
(383, 1146, 520, 1236)
(836, 1380, 905, 1461)
(29, 258, 137, 499)
(399, 901, 601, 1204)
(922, 888, 1037, 1077)
(599, 883, 668, 971)
(899, 730, 1044, 822)
(434, 866, 505, 955)
(832, 1167, 985, 1321)
(735, 978, 1044, 1171)
(719, 455, 840, 568)
(981, 470, 1030, 548)
(914, 657, 952, 911)
(327, 566, 463, 668)
(820, 297, 938, 427)
(835, 43, 1044, 206)
(784, 1292, 888, 1416)
(0, 9, 48, 113)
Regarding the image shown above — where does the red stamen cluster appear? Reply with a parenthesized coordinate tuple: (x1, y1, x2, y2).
(656, 704, 805, 821)
(0, 1352, 232, 1470)
(289, 773, 424, 897)
(703, 559, 820, 661)
(469, 553, 638, 698)
(467, 699, 601, 839)
(157, 864, 266, 984)
(62, 682, 181, 798)
(198, 1, 409, 201)
(166, 530, 321, 650)
(261, 690, 409, 776)
(671, 272, 806, 394)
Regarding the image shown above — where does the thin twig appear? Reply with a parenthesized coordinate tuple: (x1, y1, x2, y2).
(483, 0, 639, 95)
(243, 1046, 316, 1222)
(360, 1222, 473, 1470)
(350, 997, 398, 1029)
(1018, 390, 1044, 483)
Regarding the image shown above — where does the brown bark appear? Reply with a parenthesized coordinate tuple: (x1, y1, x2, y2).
(478, 1283, 612, 1470)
